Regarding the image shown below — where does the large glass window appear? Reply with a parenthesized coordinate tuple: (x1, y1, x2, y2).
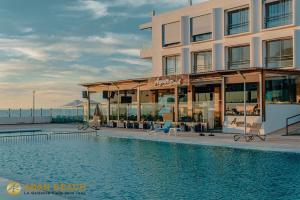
(265, 76, 300, 104)
(162, 22, 180, 47)
(264, 0, 293, 29)
(191, 14, 212, 42)
(163, 55, 180, 76)
(228, 45, 250, 69)
(225, 83, 260, 116)
(227, 7, 249, 35)
(193, 51, 212, 73)
(266, 38, 293, 68)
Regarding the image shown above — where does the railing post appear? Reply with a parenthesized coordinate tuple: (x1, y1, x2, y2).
(286, 118, 289, 136)
(41, 108, 42, 117)
(8, 108, 10, 118)
(20, 108, 21, 118)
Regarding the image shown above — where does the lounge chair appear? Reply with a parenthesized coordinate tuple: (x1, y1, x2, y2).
(234, 123, 265, 142)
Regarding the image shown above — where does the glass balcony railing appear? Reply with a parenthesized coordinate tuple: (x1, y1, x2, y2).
(265, 12, 293, 29)
(227, 60, 250, 70)
(265, 56, 293, 68)
(192, 65, 212, 74)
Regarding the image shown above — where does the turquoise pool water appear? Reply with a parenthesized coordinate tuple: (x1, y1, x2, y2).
(0, 135, 299, 200)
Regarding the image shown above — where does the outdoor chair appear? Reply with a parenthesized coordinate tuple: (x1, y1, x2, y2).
(154, 120, 172, 133)
(234, 123, 266, 142)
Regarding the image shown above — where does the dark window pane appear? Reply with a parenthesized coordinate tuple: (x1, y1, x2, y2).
(193, 51, 212, 73)
(266, 38, 293, 68)
(265, 0, 293, 28)
(227, 8, 249, 35)
(228, 45, 250, 69)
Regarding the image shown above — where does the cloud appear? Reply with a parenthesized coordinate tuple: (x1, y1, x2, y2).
(66, 0, 108, 19)
(21, 27, 34, 33)
(111, 57, 150, 66)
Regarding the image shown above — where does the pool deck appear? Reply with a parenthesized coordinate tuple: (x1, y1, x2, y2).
(0, 123, 299, 154)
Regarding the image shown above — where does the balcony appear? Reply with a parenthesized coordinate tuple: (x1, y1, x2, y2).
(192, 65, 213, 74)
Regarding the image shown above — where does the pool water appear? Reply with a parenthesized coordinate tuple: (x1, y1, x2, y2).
(0, 135, 299, 200)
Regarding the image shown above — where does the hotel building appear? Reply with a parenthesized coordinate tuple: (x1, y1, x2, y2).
(82, 0, 300, 135)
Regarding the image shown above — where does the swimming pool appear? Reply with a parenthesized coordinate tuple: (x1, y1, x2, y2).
(0, 135, 299, 200)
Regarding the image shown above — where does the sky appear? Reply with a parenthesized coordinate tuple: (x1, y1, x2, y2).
(0, 0, 205, 108)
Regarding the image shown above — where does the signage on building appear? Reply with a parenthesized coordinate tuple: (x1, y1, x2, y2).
(149, 75, 189, 88)
(154, 78, 182, 87)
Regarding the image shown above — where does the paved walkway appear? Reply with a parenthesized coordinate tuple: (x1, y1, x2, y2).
(0, 123, 299, 153)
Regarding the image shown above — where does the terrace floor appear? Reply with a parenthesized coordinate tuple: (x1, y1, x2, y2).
(0, 123, 299, 153)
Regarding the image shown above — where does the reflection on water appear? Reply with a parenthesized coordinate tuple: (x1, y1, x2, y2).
(0, 136, 299, 200)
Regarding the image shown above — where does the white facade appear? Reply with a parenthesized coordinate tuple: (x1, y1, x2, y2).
(139, 0, 300, 135)
(140, 0, 300, 76)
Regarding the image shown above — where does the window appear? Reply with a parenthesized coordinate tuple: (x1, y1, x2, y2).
(191, 14, 212, 42)
(227, 7, 249, 35)
(193, 51, 212, 73)
(227, 45, 250, 69)
(162, 22, 180, 47)
(163, 55, 180, 76)
(266, 38, 293, 68)
(264, 0, 293, 29)
(225, 83, 260, 116)
(265, 76, 299, 103)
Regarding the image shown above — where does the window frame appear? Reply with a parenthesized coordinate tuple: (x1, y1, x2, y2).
(227, 45, 250, 70)
(265, 37, 293, 68)
(192, 50, 212, 74)
(162, 21, 181, 47)
(263, 0, 293, 29)
(225, 6, 250, 36)
(163, 55, 181, 76)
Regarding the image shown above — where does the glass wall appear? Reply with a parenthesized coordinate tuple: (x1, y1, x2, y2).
(227, 7, 249, 35)
(266, 76, 300, 104)
(140, 89, 175, 122)
(193, 51, 212, 73)
(228, 45, 250, 69)
(163, 55, 180, 76)
(178, 86, 189, 122)
(225, 83, 260, 116)
(264, 0, 292, 29)
(193, 84, 222, 128)
(265, 38, 293, 68)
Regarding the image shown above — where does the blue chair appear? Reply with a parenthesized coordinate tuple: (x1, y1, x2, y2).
(155, 120, 172, 133)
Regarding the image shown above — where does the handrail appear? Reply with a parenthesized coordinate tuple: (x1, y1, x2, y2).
(286, 114, 300, 135)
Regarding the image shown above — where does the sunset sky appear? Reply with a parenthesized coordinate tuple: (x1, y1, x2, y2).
(0, 0, 205, 108)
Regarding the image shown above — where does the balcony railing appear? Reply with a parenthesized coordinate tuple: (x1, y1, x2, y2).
(227, 60, 250, 70)
(265, 55, 293, 68)
(227, 21, 249, 35)
(265, 12, 293, 28)
(192, 65, 212, 74)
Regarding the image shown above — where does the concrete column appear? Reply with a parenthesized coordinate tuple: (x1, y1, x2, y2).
(221, 77, 225, 125)
(181, 16, 190, 46)
(213, 8, 224, 41)
(251, 37, 262, 68)
(294, 0, 300, 26)
(87, 91, 91, 120)
(213, 43, 224, 71)
(294, 30, 300, 69)
(174, 86, 179, 123)
(251, 0, 262, 33)
(187, 84, 193, 120)
(181, 48, 190, 74)
(107, 96, 110, 122)
(259, 73, 263, 122)
(137, 86, 141, 122)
